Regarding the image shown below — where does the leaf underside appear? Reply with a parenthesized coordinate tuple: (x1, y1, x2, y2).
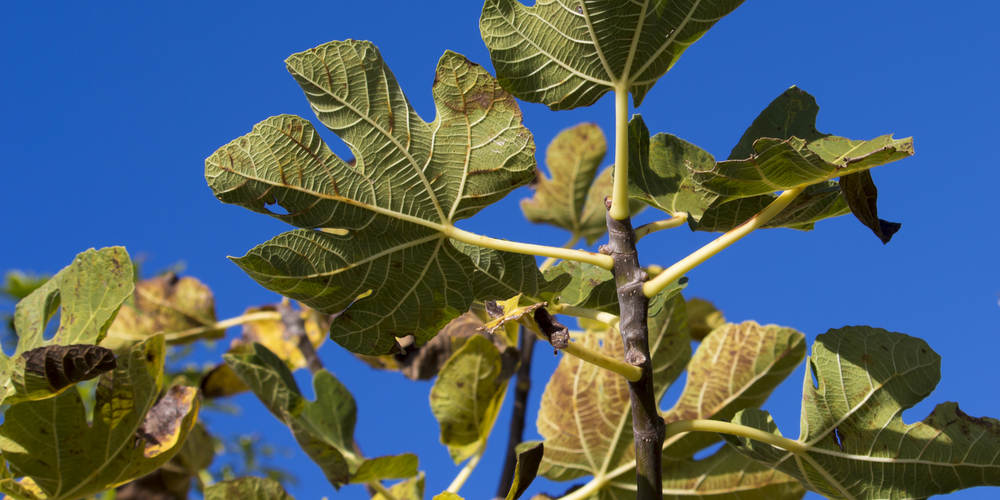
(204, 477, 296, 500)
(206, 40, 571, 356)
(728, 326, 1000, 500)
(481, 0, 746, 109)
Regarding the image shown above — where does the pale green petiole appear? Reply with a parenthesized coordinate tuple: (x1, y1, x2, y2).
(447, 439, 487, 494)
(663, 419, 807, 455)
(609, 87, 631, 221)
(643, 187, 806, 298)
(542, 305, 642, 382)
(635, 214, 688, 241)
(446, 227, 613, 270)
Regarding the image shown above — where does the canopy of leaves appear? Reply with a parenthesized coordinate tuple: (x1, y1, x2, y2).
(224, 343, 418, 488)
(520, 123, 642, 244)
(206, 40, 569, 356)
(480, 0, 745, 109)
(0, 336, 201, 500)
(0, 247, 134, 405)
(727, 326, 1000, 500)
(526, 297, 806, 498)
(104, 272, 222, 352)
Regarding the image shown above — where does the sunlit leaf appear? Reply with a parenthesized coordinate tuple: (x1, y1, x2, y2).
(606, 446, 804, 500)
(433, 492, 463, 500)
(204, 477, 295, 500)
(533, 294, 690, 482)
(206, 40, 571, 356)
(116, 422, 214, 500)
(480, 294, 545, 336)
(661, 321, 805, 461)
(685, 297, 724, 342)
(727, 326, 1000, 500)
(374, 474, 424, 500)
(481, 0, 746, 109)
(0, 336, 200, 500)
(0, 248, 134, 405)
(431, 335, 510, 463)
(224, 343, 418, 488)
(104, 273, 221, 352)
(544, 261, 618, 314)
(692, 181, 850, 233)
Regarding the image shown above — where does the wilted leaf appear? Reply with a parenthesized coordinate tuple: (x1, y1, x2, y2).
(727, 326, 1000, 500)
(533, 295, 690, 482)
(104, 273, 221, 352)
(7, 344, 117, 405)
(661, 321, 805, 461)
(431, 335, 509, 463)
(206, 40, 569, 356)
(606, 446, 804, 500)
(505, 443, 544, 500)
(224, 343, 418, 488)
(481, 0, 746, 109)
(480, 294, 545, 335)
(0, 336, 201, 500)
(685, 298, 724, 342)
(839, 170, 901, 244)
(0, 248, 134, 405)
(204, 477, 295, 500)
(626, 115, 717, 221)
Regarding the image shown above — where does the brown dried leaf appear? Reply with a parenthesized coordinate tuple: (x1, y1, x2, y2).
(15, 344, 116, 397)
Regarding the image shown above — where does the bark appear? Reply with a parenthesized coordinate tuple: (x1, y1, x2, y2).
(496, 327, 536, 497)
(602, 208, 663, 500)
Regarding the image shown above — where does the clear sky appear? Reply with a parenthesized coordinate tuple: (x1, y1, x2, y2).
(2, 1, 999, 499)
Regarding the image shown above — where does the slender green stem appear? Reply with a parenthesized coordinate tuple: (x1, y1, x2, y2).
(106, 311, 282, 342)
(634, 214, 687, 241)
(556, 304, 621, 333)
(538, 235, 581, 272)
(368, 480, 400, 500)
(446, 227, 613, 269)
(556, 472, 609, 500)
(609, 87, 631, 221)
(643, 186, 806, 297)
(447, 440, 487, 494)
(563, 338, 642, 382)
(663, 420, 807, 454)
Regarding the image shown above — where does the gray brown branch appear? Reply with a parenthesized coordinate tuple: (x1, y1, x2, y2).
(497, 326, 536, 497)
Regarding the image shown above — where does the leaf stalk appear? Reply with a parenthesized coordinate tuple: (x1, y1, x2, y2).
(634, 214, 688, 241)
(445, 227, 613, 269)
(663, 419, 806, 455)
(447, 440, 487, 494)
(105, 311, 282, 342)
(642, 186, 806, 298)
(610, 88, 631, 221)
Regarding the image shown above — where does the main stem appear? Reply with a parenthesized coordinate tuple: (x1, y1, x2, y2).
(603, 208, 662, 500)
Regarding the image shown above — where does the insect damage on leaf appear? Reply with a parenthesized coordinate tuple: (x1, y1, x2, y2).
(137, 385, 199, 457)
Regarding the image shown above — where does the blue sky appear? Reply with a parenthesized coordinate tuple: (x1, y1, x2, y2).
(2, 1, 999, 499)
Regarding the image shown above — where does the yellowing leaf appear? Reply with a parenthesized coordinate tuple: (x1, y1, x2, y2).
(206, 40, 568, 356)
(480, 294, 545, 335)
(204, 477, 295, 500)
(0, 248, 134, 406)
(104, 273, 221, 352)
(0, 336, 200, 500)
(229, 304, 327, 371)
(431, 335, 509, 463)
(727, 326, 1000, 500)
(661, 321, 805, 461)
(685, 297, 724, 342)
(375, 473, 424, 500)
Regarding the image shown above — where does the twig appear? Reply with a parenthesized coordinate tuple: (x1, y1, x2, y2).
(634, 214, 687, 241)
(497, 326, 535, 497)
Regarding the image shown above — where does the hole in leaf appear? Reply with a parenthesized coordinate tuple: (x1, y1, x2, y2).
(41, 308, 61, 341)
(692, 441, 724, 460)
(264, 203, 290, 216)
(832, 428, 845, 451)
(39, 290, 62, 342)
(809, 358, 819, 390)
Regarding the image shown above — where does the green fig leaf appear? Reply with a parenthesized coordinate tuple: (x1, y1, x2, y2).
(224, 343, 417, 488)
(544, 261, 618, 314)
(205, 41, 572, 356)
(727, 326, 1000, 500)
(685, 297, 724, 342)
(375, 473, 424, 500)
(481, 0, 746, 109)
(204, 477, 295, 500)
(430, 335, 509, 463)
(626, 115, 717, 221)
(534, 295, 689, 482)
(606, 445, 805, 500)
(0, 336, 201, 500)
(0, 247, 134, 406)
(661, 321, 806, 461)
